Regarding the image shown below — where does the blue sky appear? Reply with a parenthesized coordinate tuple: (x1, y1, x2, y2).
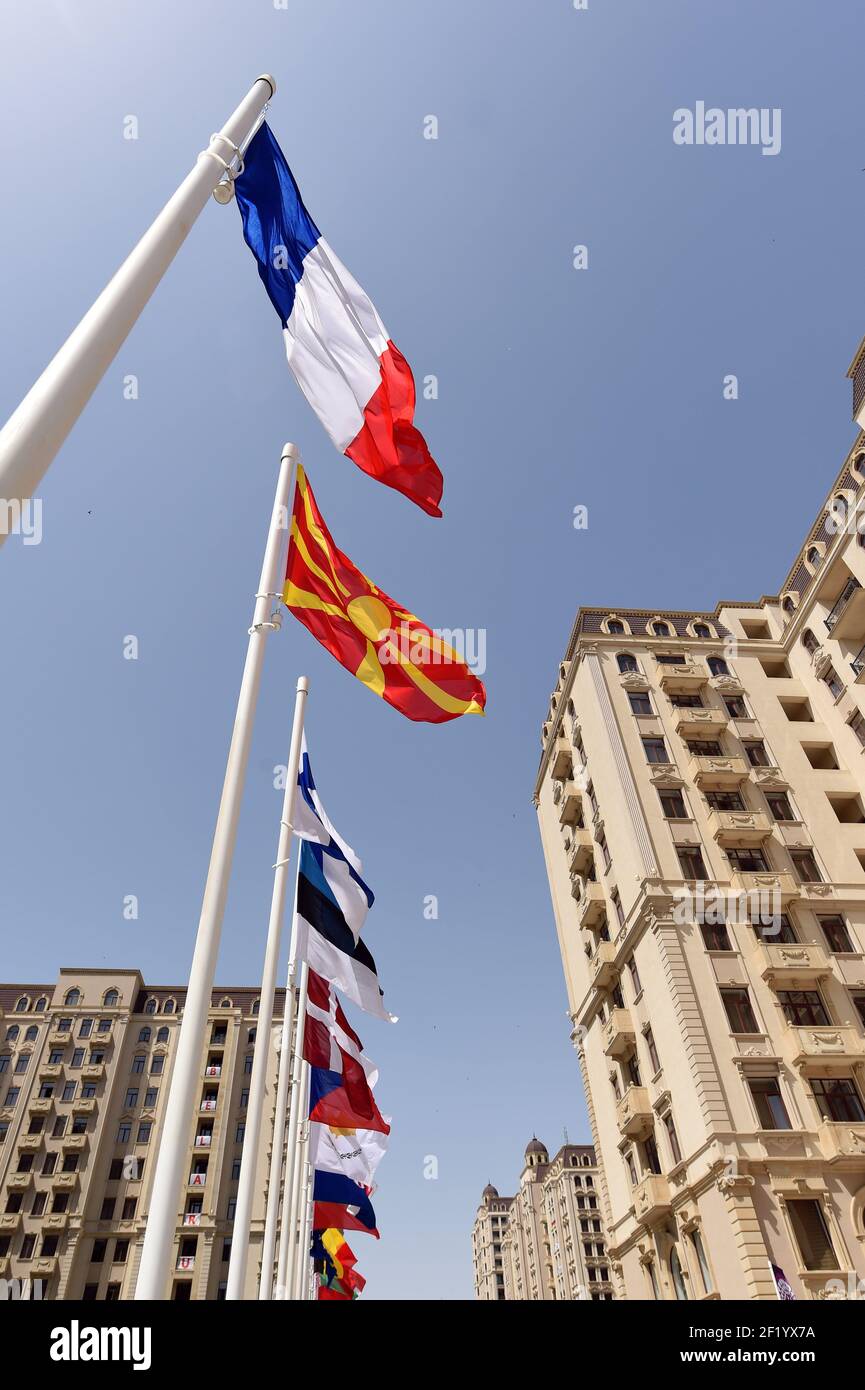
(1, 0, 864, 1299)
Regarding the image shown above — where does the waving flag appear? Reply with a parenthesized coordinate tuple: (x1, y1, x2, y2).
(298, 839, 395, 1022)
(306, 969, 378, 1085)
(308, 1058, 390, 1136)
(291, 736, 372, 943)
(284, 465, 487, 723)
(313, 1170, 379, 1238)
(235, 122, 443, 517)
(310, 1122, 389, 1190)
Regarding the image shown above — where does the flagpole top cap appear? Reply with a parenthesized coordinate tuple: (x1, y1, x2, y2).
(256, 74, 277, 97)
(297, 676, 309, 694)
(281, 442, 300, 462)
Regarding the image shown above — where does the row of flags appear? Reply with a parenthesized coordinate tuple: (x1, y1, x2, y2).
(294, 741, 392, 1297)
(232, 117, 489, 1295)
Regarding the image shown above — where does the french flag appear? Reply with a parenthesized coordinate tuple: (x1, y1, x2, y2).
(235, 123, 443, 517)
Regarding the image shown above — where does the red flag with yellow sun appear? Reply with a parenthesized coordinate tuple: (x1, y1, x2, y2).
(283, 466, 486, 723)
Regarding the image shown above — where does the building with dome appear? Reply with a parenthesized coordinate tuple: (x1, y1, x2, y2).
(472, 1139, 613, 1300)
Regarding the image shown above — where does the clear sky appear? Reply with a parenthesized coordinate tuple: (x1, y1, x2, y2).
(1, 0, 864, 1300)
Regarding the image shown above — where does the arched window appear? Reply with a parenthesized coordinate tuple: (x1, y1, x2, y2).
(251, 999, 260, 1016)
(693, 623, 710, 639)
(617, 653, 638, 674)
(855, 453, 865, 477)
(156, 1027, 169, 1044)
(24, 1026, 37, 1042)
(162, 998, 176, 1015)
(15, 997, 29, 1013)
(144, 998, 157, 1015)
(782, 596, 795, 615)
(607, 619, 625, 635)
(707, 657, 729, 677)
(64, 989, 81, 1007)
(670, 1247, 688, 1301)
(103, 989, 120, 1008)
(833, 495, 849, 523)
(138, 1027, 151, 1043)
(219, 997, 233, 1009)
(802, 629, 819, 655)
(5, 1026, 19, 1042)
(248, 1027, 257, 1044)
(806, 546, 821, 568)
(34, 997, 47, 1013)
(653, 621, 671, 637)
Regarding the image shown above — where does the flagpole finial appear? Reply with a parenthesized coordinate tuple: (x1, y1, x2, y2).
(281, 441, 300, 462)
(297, 676, 309, 694)
(256, 74, 277, 97)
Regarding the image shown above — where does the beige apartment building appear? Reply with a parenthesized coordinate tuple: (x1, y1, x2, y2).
(0, 967, 290, 1299)
(472, 1139, 613, 1300)
(534, 346, 865, 1301)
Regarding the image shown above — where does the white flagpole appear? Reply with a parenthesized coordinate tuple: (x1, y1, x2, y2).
(295, 1158, 314, 1300)
(134, 441, 298, 1301)
(285, 1060, 311, 1299)
(225, 676, 308, 1300)
(0, 75, 275, 541)
(275, 963, 309, 1298)
(257, 855, 302, 1300)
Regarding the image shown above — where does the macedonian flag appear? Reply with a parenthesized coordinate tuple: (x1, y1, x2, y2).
(284, 466, 486, 723)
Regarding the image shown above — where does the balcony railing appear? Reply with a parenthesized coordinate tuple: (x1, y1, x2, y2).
(825, 577, 862, 632)
(852, 644, 865, 678)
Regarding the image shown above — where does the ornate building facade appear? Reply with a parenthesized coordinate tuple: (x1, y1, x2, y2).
(472, 1139, 614, 1300)
(534, 347, 865, 1301)
(0, 968, 290, 1299)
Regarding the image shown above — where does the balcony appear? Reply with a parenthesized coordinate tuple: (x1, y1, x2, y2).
(852, 644, 865, 680)
(633, 1173, 672, 1226)
(72, 1098, 96, 1116)
(590, 943, 618, 991)
(29, 1098, 53, 1115)
(551, 736, 573, 781)
(730, 869, 799, 905)
(39, 1064, 63, 1080)
(689, 754, 750, 789)
(82, 1063, 104, 1080)
(50, 1172, 77, 1190)
(567, 829, 594, 877)
(818, 1120, 865, 1161)
(31, 1256, 58, 1277)
(616, 1086, 654, 1139)
(789, 1024, 865, 1066)
(708, 808, 772, 847)
(602, 1008, 636, 1058)
(18, 1134, 42, 1151)
(0, 1213, 22, 1233)
(749, 764, 789, 791)
(674, 707, 728, 739)
(757, 941, 831, 987)
(558, 783, 582, 827)
(657, 661, 707, 693)
(578, 883, 607, 930)
(7, 1171, 33, 1190)
(825, 577, 865, 640)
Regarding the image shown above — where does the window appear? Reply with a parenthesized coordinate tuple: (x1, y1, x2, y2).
(801, 628, 819, 654)
(70, 1048, 84, 1068)
(778, 990, 830, 1027)
(748, 1076, 792, 1130)
(131, 1055, 145, 1074)
(235, 1124, 245, 1144)
(628, 691, 652, 716)
(125, 1088, 139, 1109)
(743, 740, 769, 767)
(52, 1117, 66, 1138)
(686, 739, 723, 756)
(91, 1239, 107, 1263)
(31, 1192, 46, 1217)
(721, 988, 759, 1034)
(624, 1151, 638, 1186)
(64, 989, 81, 1007)
(122, 1197, 138, 1220)
(790, 850, 822, 884)
(677, 847, 708, 880)
(810, 1077, 865, 1123)
(726, 847, 769, 873)
(14, 1054, 30, 1074)
(693, 623, 711, 639)
(850, 711, 865, 749)
(24, 1026, 37, 1042)
(62, 1154, 78, 1173)
(707, 657, 729, 677)
(607, 619, 625, 634)
(19, 1233, 36, 1259)
(642, 1136, 662, 1175)
(626, 957, 642, 996)
(162, 999, 176, 1015)
(144, 998, 157, 1015)
(97, 1018, 111, 1034)
(670, 692, 702, 708)
(787, 1200, 838, 1271)
(42, 1154, 57, 1176)
(670, 1247, 688, 1300)
(644, 1028, 660, 1074)
(766, 792, 795, 822)
(138, 1027, 151, 1043)
(104, 990, 120, 1008)
(0, 1057, 8, 1075)
(5, 1087, 20, 1108)
(144, 1088, 158, 1108)
(61, 1082, 76, 1102)
(663, 1113, 682, 1165)
(100, 1197, 115, 1221)
(114, 1238, 129, 1263)
(700, 921, 732, 951)
(818, 915, 855, 954)
(137, 1123, 152, 1143)
(659, 789, 687, 819)
(611, 890, 625, 929)
(78, 1018, 93, 1038)
(51, 1193, 68, 1213)
(705, 790, 744, 812)
(117, 1124, 131, 1144)
(724, 697, 747, 718)
(597, 832, 611, 873)
(35, 997, 46, 1013)
(642, 736, 669, 764)
(822, 665, 845, 700)
(751, 913, 797, 945)
(656, 653, 684, 665)
(646, 1261, 661, 1299)
(157, 1027, 169, 1044)
(653, 621, 671, 637)
(853, 994, 865, 1028)
(3, 1026, 17, 1042)
(105, 1283, 122, 1301)
(617, 653, 638, 674)
(689, 1230, 713, 1294)
(151, 1056, 165, 1075)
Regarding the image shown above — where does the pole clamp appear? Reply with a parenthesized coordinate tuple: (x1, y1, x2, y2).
(206, 133, 245, 204)
(248, 607, 283, 636)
